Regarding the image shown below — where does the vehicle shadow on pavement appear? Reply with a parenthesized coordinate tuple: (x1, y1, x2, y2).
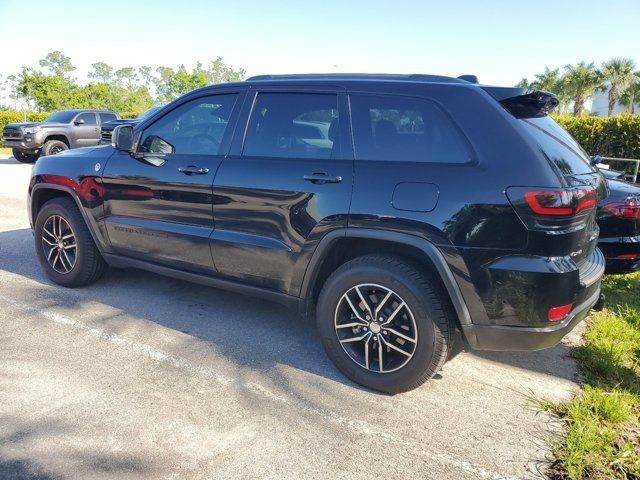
(0, 226, 580, 390)
(0, 157, 19, 165)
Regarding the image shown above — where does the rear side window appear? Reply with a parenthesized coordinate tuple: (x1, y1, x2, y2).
(99, 113, 118, 124)
(243, 93, 338, 159)
(76, 113, 97, 125)
(521, 117, 595, 175)
(350, 94, 472, 163)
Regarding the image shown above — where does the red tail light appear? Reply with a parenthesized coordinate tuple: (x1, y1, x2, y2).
(617, 253, 639, 260)
(524, 188, 597, 216)
(602, 200, 640, 219)
(548, 303, 573, 321)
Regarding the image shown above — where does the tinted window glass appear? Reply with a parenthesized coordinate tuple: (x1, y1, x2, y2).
(522, 117, 595, 175)
(139, 94, 237, 156)
(76, 113, 97, 125)
(243, 93, 338, 159)
(99, 113, 118, 124)
(350, 94, 471, 163)
(44, 111, 76, 123)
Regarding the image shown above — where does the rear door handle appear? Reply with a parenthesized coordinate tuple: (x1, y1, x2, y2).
(303, 172, 343, 184)
(178, 166, 210, 175)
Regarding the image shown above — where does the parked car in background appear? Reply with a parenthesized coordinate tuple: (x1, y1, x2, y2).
(597, 174, 640, 274)
(2, 110, 119, 163)
(27, 74, 606, 393)
(100, 106, 164, 144)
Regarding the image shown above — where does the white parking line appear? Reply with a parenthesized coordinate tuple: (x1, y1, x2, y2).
(1, 294, 521, 480)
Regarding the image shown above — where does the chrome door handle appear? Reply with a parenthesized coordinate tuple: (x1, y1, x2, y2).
(178, 166, 210, 175)
(303, 172, 342, 184)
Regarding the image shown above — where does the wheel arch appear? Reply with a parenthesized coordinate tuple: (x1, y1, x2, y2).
(30, 184, 107, 253)
(299, 228, 472, 329)
(43, 134, 70, 148)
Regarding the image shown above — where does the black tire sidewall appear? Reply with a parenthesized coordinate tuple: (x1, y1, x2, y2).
(317, 260, 446, 393)
(34, 200, 88, 286)
(12, 149, 38, 163)
(43, 140, 68, 156)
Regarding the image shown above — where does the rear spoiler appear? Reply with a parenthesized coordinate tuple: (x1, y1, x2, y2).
(482, 87, 559, 119)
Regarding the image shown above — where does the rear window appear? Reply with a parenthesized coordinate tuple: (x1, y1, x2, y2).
(350, 94, 472, 163)
(521, 117, 596, 175)
(99, 113, 118, 124)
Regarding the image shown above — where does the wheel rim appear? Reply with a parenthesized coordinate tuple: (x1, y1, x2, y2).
(334, 283, 418, 373)
(50, 145, 65, 155)
(41, 215, 77, 274)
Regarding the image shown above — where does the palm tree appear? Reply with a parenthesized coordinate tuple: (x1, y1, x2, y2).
(619, 74, 640, 113)
(601, 58, 637, 115)
(563, 62, 603, 116)
(530, 67, 569, 111)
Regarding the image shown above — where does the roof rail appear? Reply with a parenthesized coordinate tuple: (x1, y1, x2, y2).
(244, 73, 468, 84)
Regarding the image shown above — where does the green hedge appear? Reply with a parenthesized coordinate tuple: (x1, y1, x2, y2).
(554, 114, 640, 160)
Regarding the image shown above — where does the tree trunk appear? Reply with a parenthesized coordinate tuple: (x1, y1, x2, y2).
(574, 94, 585, 116)
(608, 84, 618, 116)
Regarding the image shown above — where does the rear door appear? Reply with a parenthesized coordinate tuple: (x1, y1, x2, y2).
(73, 112, 101, 147)
(101, 91, 243, 274)
(211, 88, 353, 293)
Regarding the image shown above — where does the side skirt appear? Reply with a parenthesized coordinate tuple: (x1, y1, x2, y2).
(102, 253, 303, 312)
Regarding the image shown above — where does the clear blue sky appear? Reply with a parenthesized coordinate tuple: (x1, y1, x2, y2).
(1, 0, 639, 86)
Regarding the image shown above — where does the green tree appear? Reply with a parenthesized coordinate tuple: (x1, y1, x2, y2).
(562, 62, 603, 116)
(619, 73, 640, 114)
(515, 78, 531, 89)
(89, 62, 114, 83)
(38, 51, 75, 77)
(601, 58, 637, 115)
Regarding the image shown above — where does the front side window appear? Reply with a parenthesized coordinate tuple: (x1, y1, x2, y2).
(139, 94, 237, 156)
(76, 113, 97, 125)
(350, 94, 472, 163)
(243, 93, 338, 159)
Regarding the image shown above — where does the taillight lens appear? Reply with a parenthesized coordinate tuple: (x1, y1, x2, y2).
(524, 189, 597, 216)
(602, 200, 640, 219)
(507, 186, 598, 231)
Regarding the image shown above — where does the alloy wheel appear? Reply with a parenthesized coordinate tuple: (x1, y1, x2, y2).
(41, 215, 77, 274)
(334, 283, 417, 373)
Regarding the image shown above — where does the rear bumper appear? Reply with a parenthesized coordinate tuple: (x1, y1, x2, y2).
(598, 235, 640, 274)
(462, 287, 600, 351)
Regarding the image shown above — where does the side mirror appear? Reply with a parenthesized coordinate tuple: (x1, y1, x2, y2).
(74, 118, 85, 125)
(112, 125, 135, 152)
(590, 154, 603, 166)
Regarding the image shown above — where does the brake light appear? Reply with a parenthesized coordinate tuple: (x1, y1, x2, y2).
(602, 200, 640, 219)
(524, 188, 597, 216)
(548, 303, 573, 322)
(617, 253, 639, 260)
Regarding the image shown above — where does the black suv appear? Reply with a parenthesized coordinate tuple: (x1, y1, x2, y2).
(28, 74, 606, 393)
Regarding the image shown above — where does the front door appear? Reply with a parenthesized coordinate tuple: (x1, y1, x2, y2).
(211, 89, 353, 294)
(101, 92, 242, 274)
(73, 112, 101, 147)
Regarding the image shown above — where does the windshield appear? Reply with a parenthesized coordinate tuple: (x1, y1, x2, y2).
(138, 105, 163, 120)
(521, 116, 596, 176)
(44, 111, 77, 123)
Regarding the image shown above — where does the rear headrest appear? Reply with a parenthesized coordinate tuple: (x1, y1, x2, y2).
(328, 118, 339, 142)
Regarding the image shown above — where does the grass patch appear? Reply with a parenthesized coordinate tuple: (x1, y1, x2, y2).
(0, 147, 12, 155)
(544, 272, 640, 479)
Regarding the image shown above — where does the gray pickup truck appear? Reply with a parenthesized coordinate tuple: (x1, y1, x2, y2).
(2, 109, 119, 163)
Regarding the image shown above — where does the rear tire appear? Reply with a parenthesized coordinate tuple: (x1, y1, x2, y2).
(42, 140, 68, 156)
(316, 255, 453, 394)
(12, 149, 39, 163)
(34, 197, 106, 287)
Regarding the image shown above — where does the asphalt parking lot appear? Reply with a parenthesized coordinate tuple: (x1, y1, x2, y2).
(0, 154, 583, 480)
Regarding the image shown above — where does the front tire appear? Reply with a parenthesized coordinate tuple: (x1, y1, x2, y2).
(42, 140, 68, 156)
(12, 149, 39, 163)
(317, 255, 452, 394)
(34, 198, 106, 287)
